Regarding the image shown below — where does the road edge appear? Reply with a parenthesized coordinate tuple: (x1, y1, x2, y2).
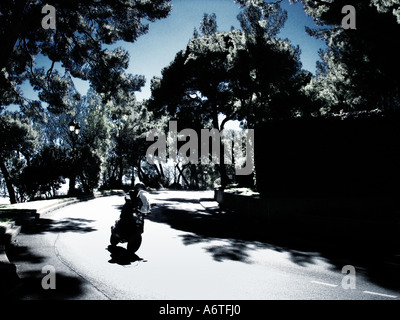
(0, 191, 125, 298)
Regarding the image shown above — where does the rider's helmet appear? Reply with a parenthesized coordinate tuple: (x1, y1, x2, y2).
(134, 183, 146, 191)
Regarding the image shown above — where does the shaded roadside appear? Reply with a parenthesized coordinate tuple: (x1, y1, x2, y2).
(148, 192, 400, 292)
(3, 211, 106, 300)
(1, 191, 123, 299)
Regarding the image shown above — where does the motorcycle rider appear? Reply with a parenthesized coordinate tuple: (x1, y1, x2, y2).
(109, 183, 151, 253)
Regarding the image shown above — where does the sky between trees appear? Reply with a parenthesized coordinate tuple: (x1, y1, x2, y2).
(1, 0, 400, 203)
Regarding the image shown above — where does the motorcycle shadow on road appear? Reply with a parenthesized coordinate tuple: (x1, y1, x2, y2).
(107, 245, 145, 266)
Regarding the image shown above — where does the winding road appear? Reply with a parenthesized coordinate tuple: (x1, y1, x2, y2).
(7, 190, 400, 300)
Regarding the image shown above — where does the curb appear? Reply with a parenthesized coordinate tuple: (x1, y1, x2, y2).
(34, 191, 125, 219)
(0, 198, 83, 298)
(0, 221, 21, 245)
(199, 200, 219, 210)
(35, 198, 81, 219)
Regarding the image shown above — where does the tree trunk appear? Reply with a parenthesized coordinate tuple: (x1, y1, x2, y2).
(190, 164, 199, 189)
(219, 153, 229, 189)
(118, 155, 124, 188)
(79, 173, 92, 195)
(68, 174, 76, 196)
(212, 112, 230, 189)
(0, 159, 17, 204)
(158, 162, 164, 178)
(137, 159, 150, 186)
(138, 160, 143, 182)
(176, 164, 190, 188)
(218, 135, 230, 189)
(131, 167, 136, 188)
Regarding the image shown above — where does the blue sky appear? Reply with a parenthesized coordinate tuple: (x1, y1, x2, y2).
(119, 0, 326, 101)
(22, 0, 325, 103)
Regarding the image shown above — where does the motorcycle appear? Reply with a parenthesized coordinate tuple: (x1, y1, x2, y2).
(109, 191, 151, 255)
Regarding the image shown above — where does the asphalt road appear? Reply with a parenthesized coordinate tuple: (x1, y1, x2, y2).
(6, 190, 400, 300)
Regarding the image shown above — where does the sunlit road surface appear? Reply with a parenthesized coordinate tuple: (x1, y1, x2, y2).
(9, 191, 400, 300)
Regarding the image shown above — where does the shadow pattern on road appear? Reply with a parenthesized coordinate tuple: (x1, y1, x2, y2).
(20, 217, 97, 234)
(5, 269, 92, 300)
(4, 216, 98, 299)
(147, 196, 400, 292)
(5, 242, 101, 300)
